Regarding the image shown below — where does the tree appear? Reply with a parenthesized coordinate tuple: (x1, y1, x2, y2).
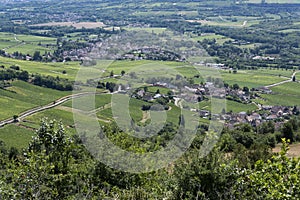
(18, 71, 29, 81)
(232, 83, 239, 90)
(1, 120, 99, 199)
(13, 115, 18, 122)
(282, 121, 294, 142)
(33, 51, 41, 61)
(243, 86, 249, 94)
(233, 139, 300, 199)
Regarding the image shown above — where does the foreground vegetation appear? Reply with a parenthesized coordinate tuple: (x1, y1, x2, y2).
(0, 120, 300, 199)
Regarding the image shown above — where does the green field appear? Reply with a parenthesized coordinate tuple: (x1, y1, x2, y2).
(63, 94, 112, 112)
(0, 58, 299, 150)
(0, 32, 56, 55)
(0, 56, 80, 80)
(220, 69, 289, 88)
(21, 107, 76, 133)
(255, 82, 300, 106)
(0, 124, 34, 150)
(0, 80, 70, 120)
(198, 99, 258, 113)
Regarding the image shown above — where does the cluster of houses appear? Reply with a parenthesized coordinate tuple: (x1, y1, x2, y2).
(121, 47, 184, 62)
(200, 105, 298, 129)
(123, 77, 298, 129)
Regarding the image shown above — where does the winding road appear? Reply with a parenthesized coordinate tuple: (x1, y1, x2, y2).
(0, 91, 106, 128)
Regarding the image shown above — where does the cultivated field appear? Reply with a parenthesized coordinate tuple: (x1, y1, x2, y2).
(30, 22, 106, 29)
(0, 32, 56, 55)
(0, 80, 70, 120)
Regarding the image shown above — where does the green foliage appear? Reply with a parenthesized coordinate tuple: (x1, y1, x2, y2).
(0, 120, 102, 199)
(234, 139, 300, 199)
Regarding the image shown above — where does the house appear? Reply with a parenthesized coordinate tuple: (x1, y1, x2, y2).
(266, 114, 277, 121)
(247, 113, 262, 122)
(200, 110, 210, 118)
(154, 93, 162, 99)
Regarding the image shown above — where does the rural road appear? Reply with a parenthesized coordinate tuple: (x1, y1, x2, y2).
(0, 91, 106, 128)
(266, 71, 299, 88)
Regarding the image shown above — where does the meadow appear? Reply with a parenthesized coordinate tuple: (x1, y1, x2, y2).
(0, 80, 70, 120)
(0, 32, 56, 55)
(255, 82, 300, 106)
(0, 124, 34, 150)
(0, 56, 80, 80)
(197, 99, 258, 113)
(219, 69, 290, 88)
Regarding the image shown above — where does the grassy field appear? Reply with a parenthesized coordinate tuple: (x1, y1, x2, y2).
(0, 56, 80, 80)
(21, 107, 77, 134)
(220, 69, 289, 88)
(198, 99, 258, 113)
(63, 94, 112, 112)
(255, 82, 300, 106)
(0, 32, 56, 55)
(0, 124, 34, 150)
(0, 80, 70, 120)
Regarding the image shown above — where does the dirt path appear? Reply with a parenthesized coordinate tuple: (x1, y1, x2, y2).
(140, 111, 150, 123)
(241, 21, 247, 27)
(174, 97, 183, 109)
(0, 91, 106, 128)
(14, 34, 20, 42)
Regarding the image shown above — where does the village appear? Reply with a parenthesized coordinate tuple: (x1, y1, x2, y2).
(114, 76, 299, 130)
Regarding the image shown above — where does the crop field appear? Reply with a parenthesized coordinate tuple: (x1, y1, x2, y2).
(30, 22, 106, 29)
(0, 80, 70, 120)
(0, 32, 56, 55)
(0, 57, 299, 149)
(273, 143, 300, 158)
(0, 56, 80, 80)
(219, 69, 289, 88)
(133, 10, 198, 18)
(279, 29, 300, 33)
